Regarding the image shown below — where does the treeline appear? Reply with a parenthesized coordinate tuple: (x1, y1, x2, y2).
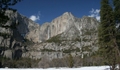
(0, 52, 113, 68)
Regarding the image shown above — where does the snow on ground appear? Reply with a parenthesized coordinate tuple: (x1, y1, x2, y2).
(0, 66, 110, 70)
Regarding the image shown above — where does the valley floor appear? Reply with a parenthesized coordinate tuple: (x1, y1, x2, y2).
(1, 66, 110, 70)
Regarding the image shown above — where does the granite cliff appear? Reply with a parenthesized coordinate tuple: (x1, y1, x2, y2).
(23, 12, 99, 60)
(0, 10, 99, 60)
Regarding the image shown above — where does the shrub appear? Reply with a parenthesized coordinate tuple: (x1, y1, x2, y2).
(63, 47, 80, 53)
(73, 56, 83, 67)
(41, 48, 56, 52)
(23, 39, 34, 46)
(0, 33, 11, 38)
(1, 57, 40, 68)
(50, 58, 66, 67)
(38, 57, 50, 68)
(82, 38, 89, 42)
(67, 54, 74, 68)
(84, 31, 91, 35)
(46, 35, 61, 43)
(74, 38, 81, 42)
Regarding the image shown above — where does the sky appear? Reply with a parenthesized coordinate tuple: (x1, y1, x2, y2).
(11, 0, 101, 24)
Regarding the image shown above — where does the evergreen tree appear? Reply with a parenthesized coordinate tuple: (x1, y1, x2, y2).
(0, 0, 21, 68)
(98, 0, 117, 70)
(0, 0, 21, 27)
(113, 0, 120, 24)
(113, 0, 120, 69)
(68, 54, 74, 68)
(113, 0, 120, 51)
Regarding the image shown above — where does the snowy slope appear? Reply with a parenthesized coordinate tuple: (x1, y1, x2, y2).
(1, 66, 110, 70)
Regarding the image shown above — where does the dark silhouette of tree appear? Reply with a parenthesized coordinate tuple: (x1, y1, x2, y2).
(113, 0, 120, 69)
(0, 0, 21, 68)
(0, 0, 22, 27)
(98, 0, 117, 70)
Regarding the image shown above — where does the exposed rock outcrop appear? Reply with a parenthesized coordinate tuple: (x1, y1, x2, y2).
(0, 11, 99, 60)
(0, 10, 40, 59)
(22, 12, 99, 60)
(5, 10, 40, 43)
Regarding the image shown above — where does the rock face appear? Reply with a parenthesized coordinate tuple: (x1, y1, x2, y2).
(38, 12, 98, 41)
(22, 12, 99, 60)
(0, 11, 99, 60)
(5, 10, 40, 43)
(39, 12, 76, 42)
(0, 10, 40, 59)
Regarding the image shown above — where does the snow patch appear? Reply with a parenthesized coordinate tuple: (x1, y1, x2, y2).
(1, 66, 110, 70)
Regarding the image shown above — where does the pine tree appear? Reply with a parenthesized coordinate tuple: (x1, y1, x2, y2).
(113, 0, 120, 52)
(0, 0, 21, 67)
(98, 0, 117, 70)
(113, 0, 120, 24)
(0, 0, 22, 26)
(113, 0, 120, 69)
(68, 54, 74, 68)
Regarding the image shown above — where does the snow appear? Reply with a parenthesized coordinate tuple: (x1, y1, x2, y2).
(0, 66, 110, 70)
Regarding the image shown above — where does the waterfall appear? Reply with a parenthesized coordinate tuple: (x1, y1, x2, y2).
(48, 29, 49, 39)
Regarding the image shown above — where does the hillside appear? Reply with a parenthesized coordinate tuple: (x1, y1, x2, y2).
(0, 10, 100, 68)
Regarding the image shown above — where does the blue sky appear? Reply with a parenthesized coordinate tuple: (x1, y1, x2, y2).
(12, 0, 101, 24)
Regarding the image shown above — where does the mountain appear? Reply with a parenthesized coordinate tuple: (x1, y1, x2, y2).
(0, 10, 40, 59)
(0, 10, 99, 64)
(22, 12, 99, 60)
